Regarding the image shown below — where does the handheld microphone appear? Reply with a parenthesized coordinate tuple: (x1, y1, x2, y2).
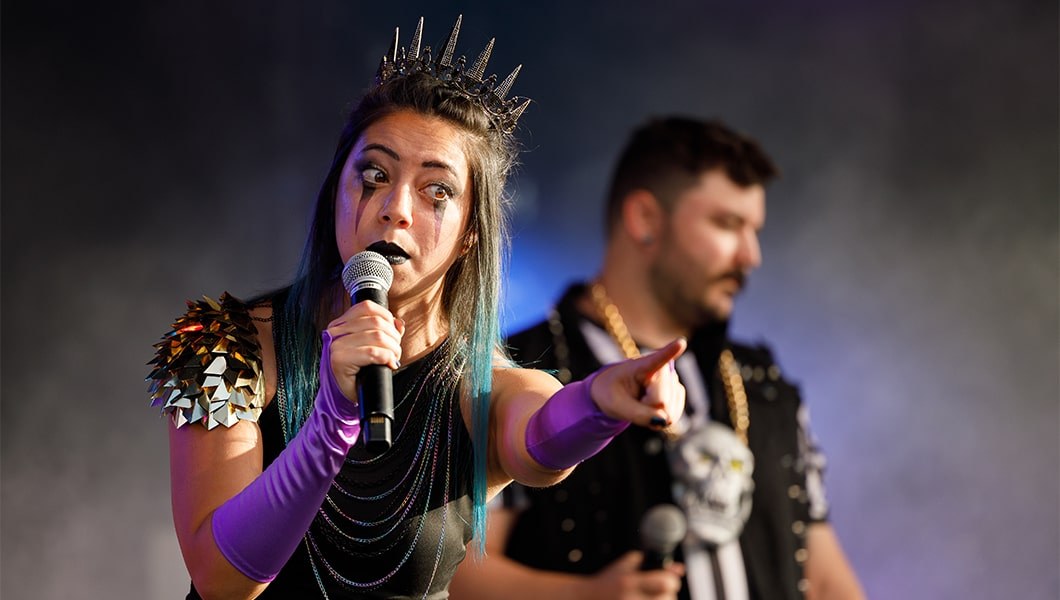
(341, 250, 395, 454)
(639, 504, 687, 571)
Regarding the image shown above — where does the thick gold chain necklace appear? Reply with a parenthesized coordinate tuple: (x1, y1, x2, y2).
(588, 282, 749, 444)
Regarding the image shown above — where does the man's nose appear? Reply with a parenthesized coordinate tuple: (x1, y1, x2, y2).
(736, 230, 761, 270)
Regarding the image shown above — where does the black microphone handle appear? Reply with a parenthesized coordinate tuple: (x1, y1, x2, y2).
(351, 285, 393, 453)
(356, 364, 393, 453)
(639, 550, 674, 571)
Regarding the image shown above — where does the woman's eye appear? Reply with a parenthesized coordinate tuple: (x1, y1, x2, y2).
(361, 167, 387, 185)
(426, 184, 453, 203)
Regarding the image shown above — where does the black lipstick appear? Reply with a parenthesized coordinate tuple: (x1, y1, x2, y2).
(366, 241, 411, 265)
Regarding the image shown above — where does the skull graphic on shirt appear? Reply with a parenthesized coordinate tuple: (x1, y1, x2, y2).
(669, 421, 754, 546)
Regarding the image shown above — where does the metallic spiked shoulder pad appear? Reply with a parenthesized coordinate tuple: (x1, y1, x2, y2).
(147, 293, 266, 430)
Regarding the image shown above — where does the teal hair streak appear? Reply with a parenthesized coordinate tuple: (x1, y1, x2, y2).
(466, 279, 502, 556)
(461, 152, 513, 556)
(279, 276, 323, 442)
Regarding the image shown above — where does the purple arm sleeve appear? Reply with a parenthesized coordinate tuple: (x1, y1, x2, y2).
(210, 331, 360, 583)
(524, 370, 630, 471)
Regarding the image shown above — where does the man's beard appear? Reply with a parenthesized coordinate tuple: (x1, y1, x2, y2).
(648, 259, 746, 330)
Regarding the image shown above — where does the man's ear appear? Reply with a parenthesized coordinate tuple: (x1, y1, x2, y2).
(621, 189, 663, 246)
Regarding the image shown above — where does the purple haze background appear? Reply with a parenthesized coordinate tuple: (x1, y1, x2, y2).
(3, 1, 1056, 598)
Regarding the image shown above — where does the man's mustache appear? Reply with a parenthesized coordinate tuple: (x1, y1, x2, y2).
(713, 271, 747, 290)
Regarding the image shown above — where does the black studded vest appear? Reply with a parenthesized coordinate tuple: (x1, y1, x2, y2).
(501, 284, 824, 600)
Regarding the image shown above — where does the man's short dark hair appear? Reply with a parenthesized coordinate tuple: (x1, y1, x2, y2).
(605, 116, 779, 234)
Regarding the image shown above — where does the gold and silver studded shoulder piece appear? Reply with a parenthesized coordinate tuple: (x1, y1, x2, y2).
(376, 15, 531, 134)
(147, 293, 265, 429)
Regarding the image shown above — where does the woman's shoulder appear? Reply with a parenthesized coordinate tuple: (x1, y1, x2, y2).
(490, 364, 563, 403)
(147, 291, 270, 430)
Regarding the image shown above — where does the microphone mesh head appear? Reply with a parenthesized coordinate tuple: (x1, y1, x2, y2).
(342, 251, 394, 296)
(639, 504, 688, 554)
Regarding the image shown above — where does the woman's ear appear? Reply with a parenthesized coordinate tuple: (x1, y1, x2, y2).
(461, 230, 478, 256)
(621, 189, 663, 247)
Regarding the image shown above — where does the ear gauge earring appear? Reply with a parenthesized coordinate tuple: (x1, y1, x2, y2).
(641, 235, 654, 246)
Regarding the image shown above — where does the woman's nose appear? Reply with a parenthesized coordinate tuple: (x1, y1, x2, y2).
(379, 186, 414, 227)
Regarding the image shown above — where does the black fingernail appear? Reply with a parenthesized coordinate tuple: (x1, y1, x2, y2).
(650, 416, 666, 427)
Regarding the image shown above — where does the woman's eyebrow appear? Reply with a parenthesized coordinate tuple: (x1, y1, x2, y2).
(362, 144, 456, 177)
(422, 160, 457, 177)
(362, 143, 399, 160)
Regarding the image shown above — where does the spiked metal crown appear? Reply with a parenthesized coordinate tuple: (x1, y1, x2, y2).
(376, 16, 530, 134)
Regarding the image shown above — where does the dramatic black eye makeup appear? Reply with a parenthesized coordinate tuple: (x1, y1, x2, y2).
(425, 183, 455, 205)
(357, 162, 388, 187)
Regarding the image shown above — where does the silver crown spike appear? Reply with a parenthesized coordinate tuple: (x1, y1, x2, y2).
(494, 64, 522, 99)
(467, 38, 495, 81)
(409, 17, 423, 60)
(509, 98, 531, 123)
(388, 27, 400, 62)
(440, 14, 462, 67)
(373, 16, 529, 133)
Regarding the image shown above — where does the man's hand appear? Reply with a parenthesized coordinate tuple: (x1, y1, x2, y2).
(573, 551, 684, 600)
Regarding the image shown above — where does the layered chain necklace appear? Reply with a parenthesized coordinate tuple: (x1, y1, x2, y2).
(588, 282, 750, 444)
(273, 295, 465, 598)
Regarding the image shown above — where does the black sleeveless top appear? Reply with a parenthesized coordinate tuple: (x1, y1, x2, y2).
(189, 331, 475, 599)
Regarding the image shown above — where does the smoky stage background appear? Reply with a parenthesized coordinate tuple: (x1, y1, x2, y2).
(3, 1, 1056, 598)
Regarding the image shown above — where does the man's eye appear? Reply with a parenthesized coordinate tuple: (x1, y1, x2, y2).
(714, 215, 742, 230)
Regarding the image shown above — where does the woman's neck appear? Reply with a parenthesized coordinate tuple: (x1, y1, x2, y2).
(389, 278, 451, 364)
(393, 301, 449, 364)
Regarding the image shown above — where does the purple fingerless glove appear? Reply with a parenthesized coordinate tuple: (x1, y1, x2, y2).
(525, 370, 630, 471)
(210, 330, 360, 583)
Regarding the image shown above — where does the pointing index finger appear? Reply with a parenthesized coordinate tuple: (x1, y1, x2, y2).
(635, 338, 687, 383)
